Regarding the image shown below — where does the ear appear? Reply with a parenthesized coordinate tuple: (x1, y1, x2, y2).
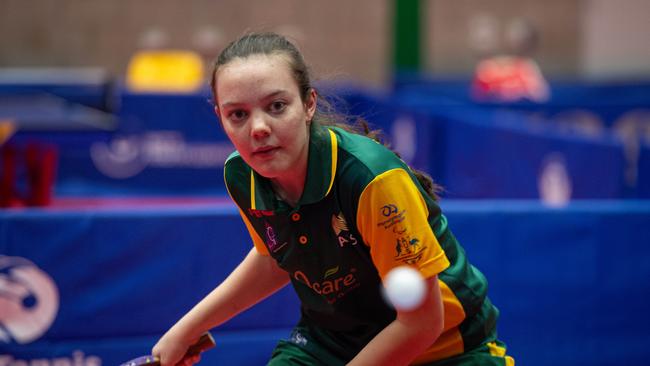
(305, 88, 317, 122)
(214, 105, 221, 119)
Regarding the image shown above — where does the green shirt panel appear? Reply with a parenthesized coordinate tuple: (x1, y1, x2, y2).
(224, 124, 499, 362)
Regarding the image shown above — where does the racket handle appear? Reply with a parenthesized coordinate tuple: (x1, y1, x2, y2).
(120, 332, 215, 366)
(185, 332, 216, 357)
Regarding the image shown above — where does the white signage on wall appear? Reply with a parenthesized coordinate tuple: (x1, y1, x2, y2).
(0, 256, 59, 344)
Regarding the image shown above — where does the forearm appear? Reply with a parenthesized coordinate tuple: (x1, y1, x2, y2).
(348, 276, 444, 366)
(348, 318, 439, 366)
(167, 248, 289, 340)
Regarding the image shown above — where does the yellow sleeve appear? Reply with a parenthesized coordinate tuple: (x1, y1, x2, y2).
(356, 168, 449, 279)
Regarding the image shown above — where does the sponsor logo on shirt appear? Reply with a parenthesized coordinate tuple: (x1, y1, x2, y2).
(381, 204, 399, 217)
(377, 205, 406, 230)
(395, 234, 425, 265)
(378, 204, 427, 265)
(289, 329, 308, 346)
(293, 267, 361, 304)
(248, 208, 274, 218)
(331, 212, 358, 247)
(264, 222, 287, 253)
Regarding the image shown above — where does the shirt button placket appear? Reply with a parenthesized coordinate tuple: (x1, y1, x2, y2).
(292, 212, 307, 245)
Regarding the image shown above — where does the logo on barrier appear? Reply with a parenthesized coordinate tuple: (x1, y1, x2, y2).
(0, 351, 101, 366)
(90, 131, 234, 179)
(0, 256, 59, 344)
(538, 152, 572, 207)
(391, 115, 417, 164)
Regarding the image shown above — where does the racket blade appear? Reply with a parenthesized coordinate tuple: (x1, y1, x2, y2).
(119, 355, 160, 366)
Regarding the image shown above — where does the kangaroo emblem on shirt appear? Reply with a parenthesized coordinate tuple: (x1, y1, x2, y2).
(332, 212, 358, 247)
(396, 236, 420, 256)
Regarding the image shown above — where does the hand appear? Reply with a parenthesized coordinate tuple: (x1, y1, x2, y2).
(175, 354, 201, 366)
(152, 331, 201, 366)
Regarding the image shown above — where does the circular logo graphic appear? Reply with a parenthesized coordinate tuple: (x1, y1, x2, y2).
(0, 256, 59, 344)
(90, 135, 147, 179)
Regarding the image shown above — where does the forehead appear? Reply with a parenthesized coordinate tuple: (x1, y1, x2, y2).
(215, 54, 298, 100)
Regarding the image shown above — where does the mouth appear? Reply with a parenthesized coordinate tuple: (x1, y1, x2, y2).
(252, 146, 279, 158)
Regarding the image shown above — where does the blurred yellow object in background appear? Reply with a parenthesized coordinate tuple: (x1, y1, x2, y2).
(126, 50, 204, 93)
(0, 120, 17, 145)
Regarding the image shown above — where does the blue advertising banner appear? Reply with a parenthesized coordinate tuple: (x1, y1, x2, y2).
(2, 201, 650, 365)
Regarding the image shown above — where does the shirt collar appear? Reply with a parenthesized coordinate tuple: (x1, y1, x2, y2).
(250, 123, 338, 211)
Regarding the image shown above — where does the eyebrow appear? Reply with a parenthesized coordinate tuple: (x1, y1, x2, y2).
(220, 90, 289, 108)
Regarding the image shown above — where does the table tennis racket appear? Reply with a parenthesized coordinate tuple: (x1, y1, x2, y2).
(120, 332, 216, 366)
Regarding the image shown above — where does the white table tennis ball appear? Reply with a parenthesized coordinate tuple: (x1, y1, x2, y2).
(383, 266, 426, 311)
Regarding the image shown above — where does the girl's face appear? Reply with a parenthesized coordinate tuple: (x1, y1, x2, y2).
(215, 54, 316, 180)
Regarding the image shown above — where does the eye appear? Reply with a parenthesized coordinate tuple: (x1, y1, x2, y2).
(268, 100, 287, 114)
(228, 109, 248, 122)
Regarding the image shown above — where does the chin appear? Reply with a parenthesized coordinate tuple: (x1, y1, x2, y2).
(252, 164, 284, 179)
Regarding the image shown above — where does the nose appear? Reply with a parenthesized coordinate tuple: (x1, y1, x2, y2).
(250, 112, 271, 139)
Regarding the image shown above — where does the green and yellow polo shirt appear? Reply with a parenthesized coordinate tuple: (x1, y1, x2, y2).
(224, 123, 499, 364)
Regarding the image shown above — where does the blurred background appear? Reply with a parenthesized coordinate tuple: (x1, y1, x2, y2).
(2, 0, 649, 83)
(1, 1, 649, 365)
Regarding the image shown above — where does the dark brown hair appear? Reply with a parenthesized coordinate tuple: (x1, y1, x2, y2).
(211, 32, 442, 200)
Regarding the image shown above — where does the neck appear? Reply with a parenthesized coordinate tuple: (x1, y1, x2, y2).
(271, 126, 310, 207)
(271, 173, 305, 207)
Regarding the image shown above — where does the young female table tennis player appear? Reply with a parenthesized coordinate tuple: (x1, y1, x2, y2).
(153, 32, 514, 366)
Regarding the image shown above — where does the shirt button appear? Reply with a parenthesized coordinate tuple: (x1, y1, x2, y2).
(291, 213, 301, 221)
(299, 235, 308, 244)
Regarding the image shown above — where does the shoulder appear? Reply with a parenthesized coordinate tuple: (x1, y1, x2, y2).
(329, 126, 416, 216)
(224, 151, 251, 206)
(331, 126, 408, 184)
(224, 151, 248, 181)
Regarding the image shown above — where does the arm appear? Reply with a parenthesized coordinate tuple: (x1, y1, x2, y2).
(153, 247, 289, 365)
(351, 167, 451, 365)
(347, 275, 444, 366)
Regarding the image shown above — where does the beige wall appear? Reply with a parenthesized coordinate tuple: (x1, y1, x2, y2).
(581, 0, 650, 79)
(0, 0, 390, 86)
(425, 0, 581, 77)
(0, 0, 647, 86)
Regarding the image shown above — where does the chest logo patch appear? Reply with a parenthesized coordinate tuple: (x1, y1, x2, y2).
(264, 222, 287, 253)
(332, 212, 358, 247)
